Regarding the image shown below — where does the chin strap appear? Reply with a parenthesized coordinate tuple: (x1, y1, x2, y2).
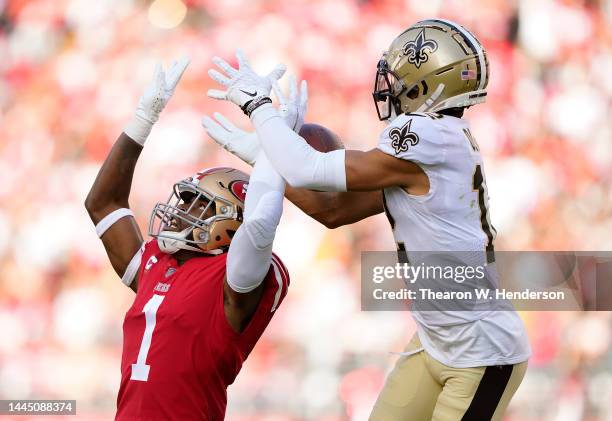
(431, 89, 487, 112)
(156, 228, 224, 255)
(416, 84, 445, 112)
(157, 228, 197, 254)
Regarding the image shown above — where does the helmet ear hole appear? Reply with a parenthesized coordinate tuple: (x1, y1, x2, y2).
(407, 85, 420, 99)
(179, 190, 196, 204)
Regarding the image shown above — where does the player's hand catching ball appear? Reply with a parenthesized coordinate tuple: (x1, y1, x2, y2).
(207, 50, 286, 117)
(202, 75, 308, 166)
(273, 75, 308, 132)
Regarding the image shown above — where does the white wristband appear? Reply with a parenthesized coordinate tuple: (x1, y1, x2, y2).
(124, 114, 153, 146)
(96, 208, 135, 237)
(122, 243, 144, 286)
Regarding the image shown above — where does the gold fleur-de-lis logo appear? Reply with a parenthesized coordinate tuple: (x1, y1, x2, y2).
(402, 29, 438, 69)
(389, 119, 420, 154)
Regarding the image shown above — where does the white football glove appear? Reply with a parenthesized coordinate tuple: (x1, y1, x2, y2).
(202, 76, 308, 166)
(124, 57, 190, 146)
(207, 50, 286, 117)
(273, 75, 308, 132)
(202, 113, 259, 166)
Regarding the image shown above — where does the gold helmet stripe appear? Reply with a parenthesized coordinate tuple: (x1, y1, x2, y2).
(434, 18, 488, 91)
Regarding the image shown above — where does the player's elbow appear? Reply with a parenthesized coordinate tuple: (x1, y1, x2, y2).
(312, 210, 340, 229)
(226, 262, 267, 296)
(311, 197, 347, 229)
(84, 193, 99, 217)
(323, 211, 352, 229)
(84, 192, 108, 222)
(84, 193, 127, 225)
(324, 218, 344, 229)
(243, 218, 277, 250)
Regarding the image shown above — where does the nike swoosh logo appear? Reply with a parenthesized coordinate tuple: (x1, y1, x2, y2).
(240, 89, 258, 97)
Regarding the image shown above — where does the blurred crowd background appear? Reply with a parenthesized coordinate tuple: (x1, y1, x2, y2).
(0, 0, 611, 419)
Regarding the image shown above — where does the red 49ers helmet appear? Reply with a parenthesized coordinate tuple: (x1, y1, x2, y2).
(148, 167, 249, 254)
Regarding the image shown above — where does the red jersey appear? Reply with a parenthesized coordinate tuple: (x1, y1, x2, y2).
(115, 240, 289, 421)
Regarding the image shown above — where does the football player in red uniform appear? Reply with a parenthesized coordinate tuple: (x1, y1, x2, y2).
(84, 57, 290, 420)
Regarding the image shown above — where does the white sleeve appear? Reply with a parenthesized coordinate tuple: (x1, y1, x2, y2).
(250, 104, 347, 192)
(122, 243, 145, 286)
(377, 114, 446, 165)
(226, 151, 285, 293)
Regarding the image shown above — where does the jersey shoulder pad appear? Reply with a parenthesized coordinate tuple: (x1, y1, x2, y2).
(377, 113, 446, 166)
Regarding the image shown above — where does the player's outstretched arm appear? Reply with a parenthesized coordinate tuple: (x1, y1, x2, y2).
(85, 57, 189, 292)
(224, 152, 285, 333)
(251, 107, 427, 192)
(203, 73, 384, 227)
(85, 133, 145, 292)
(201, 112, 384, 226)
(206, 51, 426, 194)
(285, 188, 383, 228)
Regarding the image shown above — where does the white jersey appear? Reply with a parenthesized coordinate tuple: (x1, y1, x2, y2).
(377, 112, 531, 368)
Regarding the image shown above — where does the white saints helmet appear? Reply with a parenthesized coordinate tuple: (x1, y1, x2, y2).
(373, 19, 489, 120)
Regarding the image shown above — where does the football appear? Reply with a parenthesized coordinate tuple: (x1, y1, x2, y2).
(299, 123, 344, 152)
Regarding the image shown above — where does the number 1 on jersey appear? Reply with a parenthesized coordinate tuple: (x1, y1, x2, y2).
(131, 294, 165, 382)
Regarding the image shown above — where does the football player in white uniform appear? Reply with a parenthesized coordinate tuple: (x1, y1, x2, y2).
(204, 19, 530, 421)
